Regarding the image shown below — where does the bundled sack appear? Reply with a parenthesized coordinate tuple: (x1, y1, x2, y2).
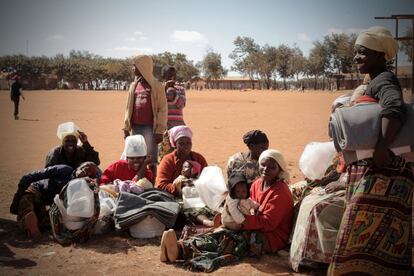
(50, 177, 100, 245)
(329, 103, 414, 164)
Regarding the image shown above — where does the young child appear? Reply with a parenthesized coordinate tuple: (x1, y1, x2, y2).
(173, 160, 201, 191)
(221, 172, 260, 231)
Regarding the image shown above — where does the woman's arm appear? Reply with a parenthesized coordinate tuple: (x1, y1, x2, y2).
(155, 157, 180, 195)
(373, 117, 402, 167)
(243, 193, 292, 232)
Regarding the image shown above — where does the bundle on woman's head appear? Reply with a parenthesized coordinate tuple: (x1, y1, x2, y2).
(56, 122, 80, 141)
(243, 130, 268, 145)
(355, 26, 398, 61)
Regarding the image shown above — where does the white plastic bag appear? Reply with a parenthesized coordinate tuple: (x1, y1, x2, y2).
(66, 178, 95, 218)
(299, 141, 336, 180)
(98, 190, 116, 218)
(53, 195, 88, 230)
(193, 166, 228, 212)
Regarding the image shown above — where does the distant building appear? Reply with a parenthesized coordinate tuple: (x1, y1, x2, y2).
(191, 76, 262, 90)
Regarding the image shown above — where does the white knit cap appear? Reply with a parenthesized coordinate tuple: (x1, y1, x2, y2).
(122, 135, 147, 158)
(258, 149, 290, 182)
(355, 26, 399, 61)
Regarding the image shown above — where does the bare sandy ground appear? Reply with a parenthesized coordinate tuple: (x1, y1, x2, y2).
(0, 89, 349, 275)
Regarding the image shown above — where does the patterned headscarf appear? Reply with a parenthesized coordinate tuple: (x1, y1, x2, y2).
(168, 125, 193, 148)
(258, 149, 290, 182)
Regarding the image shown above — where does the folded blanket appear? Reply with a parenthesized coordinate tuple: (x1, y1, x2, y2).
(114, 191, 180, 230)
(330, 103, 414, 164)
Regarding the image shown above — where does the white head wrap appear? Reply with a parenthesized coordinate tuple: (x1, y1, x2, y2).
(355, 26, 399, 61)
(258, 149, 290, 182)
(121, 135, 147, 159)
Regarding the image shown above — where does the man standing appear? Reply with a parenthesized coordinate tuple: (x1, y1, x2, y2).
(10, 75, 25, 120)
(123, 55, 167, 178)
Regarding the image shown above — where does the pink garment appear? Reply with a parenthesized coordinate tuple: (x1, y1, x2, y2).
(187, 160, 202, 176)
(168, 125, 193, 148)
(113, 179, 145, 195)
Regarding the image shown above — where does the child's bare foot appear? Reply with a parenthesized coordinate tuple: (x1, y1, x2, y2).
(213, 213, 222, 228)
(24, 212, 42, 240)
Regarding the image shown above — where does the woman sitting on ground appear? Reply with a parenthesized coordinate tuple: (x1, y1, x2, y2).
(227, 130, 269, 186)
(159, 149, 293, 272)
(156, 125, 207, 197)
(45, 122, 100, 170)
(99, 135, 153, 187)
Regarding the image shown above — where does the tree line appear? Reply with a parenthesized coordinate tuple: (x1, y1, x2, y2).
(0, 27, 412, 90)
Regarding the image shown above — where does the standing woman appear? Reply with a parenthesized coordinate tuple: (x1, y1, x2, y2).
(329, 26, 413, 275)
(123, 55, 168, 178)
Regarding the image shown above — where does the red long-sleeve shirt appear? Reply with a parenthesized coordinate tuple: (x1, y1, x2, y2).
(99, 160, 153, 185)
(243, 178, 293, 252)
(155, 150, 207, 196)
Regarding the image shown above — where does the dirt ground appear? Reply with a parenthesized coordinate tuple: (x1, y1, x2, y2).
(0, 88, 354, 275)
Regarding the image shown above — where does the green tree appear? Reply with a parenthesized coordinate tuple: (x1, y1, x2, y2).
(201, 51, 227, 88)
(229, 36, 260, 88)
(289, 45, 306, 82)
(152, 52, 199, 82)
(275, 44, 294, 90)
(305, 41, 330, 89)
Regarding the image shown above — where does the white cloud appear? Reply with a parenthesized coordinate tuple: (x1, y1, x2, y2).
(125, 37, 136, 41)
(140, 36, 148, 41)
(46, 34, 66, 41)
(170, 30, 208, 44)
(108, 46, 153, 53)
(297, 33, 311, 42)
(134, 31, 143, 36)
(326, 27, 363, 35)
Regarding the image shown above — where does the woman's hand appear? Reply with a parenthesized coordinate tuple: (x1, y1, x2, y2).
(135, 156, 151, 180)
(325, 181, 345, 193)
(78, 131, 88, 144)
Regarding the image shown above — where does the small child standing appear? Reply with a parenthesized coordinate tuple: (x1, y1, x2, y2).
(221, 172, 260, 231)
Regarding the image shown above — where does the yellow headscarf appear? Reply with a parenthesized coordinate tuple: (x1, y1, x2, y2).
(355, 26, 399, 61)
(258, 149, 290, 182)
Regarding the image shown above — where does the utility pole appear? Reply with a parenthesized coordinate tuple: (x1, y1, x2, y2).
(375, 15, 414, 103)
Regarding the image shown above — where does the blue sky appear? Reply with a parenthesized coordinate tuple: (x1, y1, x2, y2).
(1, 0, 413, 75)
